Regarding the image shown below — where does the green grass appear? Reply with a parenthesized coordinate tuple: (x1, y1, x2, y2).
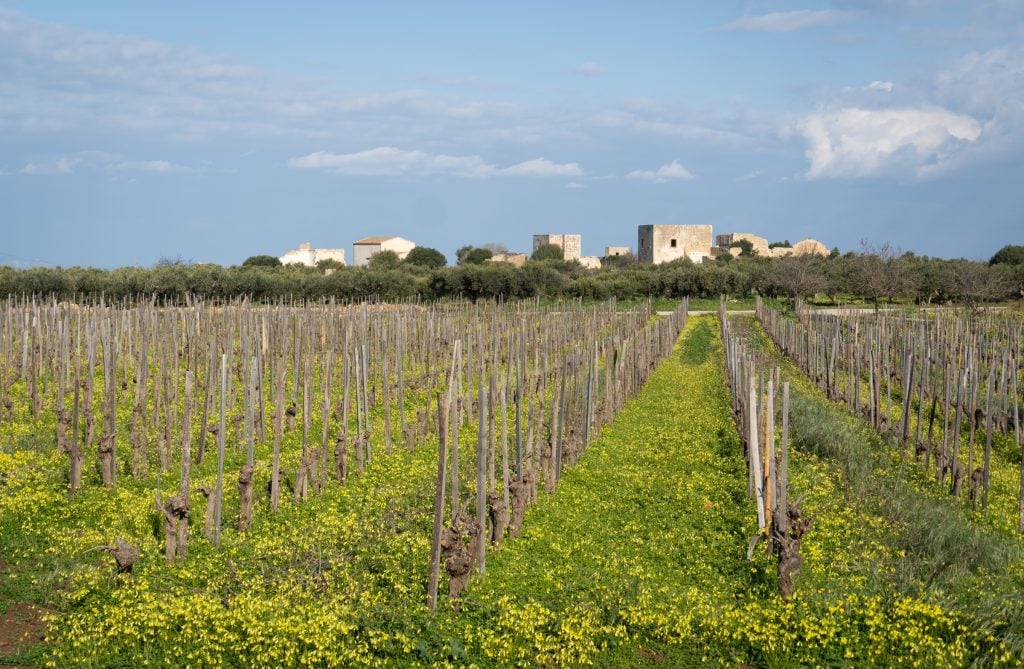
(686, 297, 755, 312)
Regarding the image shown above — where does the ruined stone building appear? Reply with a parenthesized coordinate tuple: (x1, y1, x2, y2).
(605, 246, 631, 258)
(352, 236, 416, 267)
(279, 242, 346, 267)
(714, 233, 829, 258)
(488, 252, 528, 268)
(532, 234, 582, 261)
(715, 233, 770, 258)
(789, 238, 829, 256)
(637, 225, 713, 264)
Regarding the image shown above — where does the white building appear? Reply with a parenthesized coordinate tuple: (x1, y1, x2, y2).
(279, 242, 346, 267)
(353, 236, 417, 267)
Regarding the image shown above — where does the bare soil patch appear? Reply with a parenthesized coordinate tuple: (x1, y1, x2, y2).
(0, 602, 47, 658)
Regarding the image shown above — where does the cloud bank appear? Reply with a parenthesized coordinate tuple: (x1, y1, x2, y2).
(625, 160, 695, 183)
(720, 10, 858, 32)
(287, 147, 583, 179)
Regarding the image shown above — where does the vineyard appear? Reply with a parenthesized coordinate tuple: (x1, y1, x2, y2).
(1, 297, 1023, 667)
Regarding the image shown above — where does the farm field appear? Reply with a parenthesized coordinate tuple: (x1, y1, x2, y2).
(1, 300, 1023, 667)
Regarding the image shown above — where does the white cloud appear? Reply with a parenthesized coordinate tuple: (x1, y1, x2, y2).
(499, 157, 583, 177)
(796, 107, 982, 179)
(20, 155, 83, 175)
(572, 61, 607, 76)
(287, 147, 582, 179)
(735, 169, 765, 182)
(565, 181, 587, 189)
(18, 151, 195, 175)
(112, 159, 185, 173)
(719, 10, 858, 32)
(591, 110, 750, 145)
(866, 80, 895, 92)
(625, 160, 695, 183)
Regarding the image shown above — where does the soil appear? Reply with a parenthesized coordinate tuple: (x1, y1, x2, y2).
(0, 602, 47, 658)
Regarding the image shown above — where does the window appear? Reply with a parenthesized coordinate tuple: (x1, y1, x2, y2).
(670, 239, 677, 248)
(640, 239, 645, 249)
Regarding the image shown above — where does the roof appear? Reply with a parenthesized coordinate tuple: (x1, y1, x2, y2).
(354, 236, 398, 244)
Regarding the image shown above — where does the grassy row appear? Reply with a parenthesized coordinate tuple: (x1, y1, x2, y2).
(434, 316, 1000, 667)
(733, 315, 1024, 665)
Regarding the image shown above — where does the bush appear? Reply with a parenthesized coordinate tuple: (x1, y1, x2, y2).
(242, 255, 282, 268)
(531, 244, 564, 261)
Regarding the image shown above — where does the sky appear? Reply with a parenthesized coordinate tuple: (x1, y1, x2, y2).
(1, 1, 1022, 268)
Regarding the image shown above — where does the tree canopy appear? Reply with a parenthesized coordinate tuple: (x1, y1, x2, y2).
(730, 239, 756, 257)
(457, 247, 493, 265)
(403, 246, 447, 269)
(367, 250, 400, 270)
(242, 255, 282, 268)
(531, 243, 564, 261)
(990, 245, 1024, 266)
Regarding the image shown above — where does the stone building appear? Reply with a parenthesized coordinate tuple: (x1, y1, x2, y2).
(352, 236, 416, 267)
(637, 225, 713, 264)
(488, 252, 528, 268)
(768, 238, 829, 258)
(279, 242, 346, 267)
(605, 246, 631, 258)
(533, 234, 582, 261)
(715, 233, 770, 258)
(791, 238, 829, 256)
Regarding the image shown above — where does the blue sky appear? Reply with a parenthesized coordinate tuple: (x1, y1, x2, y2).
(1, 1, 1022, 267)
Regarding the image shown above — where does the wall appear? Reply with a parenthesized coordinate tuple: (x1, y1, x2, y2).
(605, 246, 631, 257)
(352, 244, 381, 267)
(380, 237, 417, 260)
(489, 252, 528, 267)
(533, 234, 582, 261)
(637, 225, 712, 264)
(280, 244, 346, 267)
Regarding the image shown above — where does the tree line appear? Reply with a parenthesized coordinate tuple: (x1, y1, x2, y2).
(2, 244, 1022, 304)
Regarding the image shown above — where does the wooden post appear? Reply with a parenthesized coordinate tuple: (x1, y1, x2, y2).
(215, 354, 226, 547)
(476, 373, 487, 575)
(749, 376, 765, 530)
(178, 371, 194, 557)
(778, 382, 790, 536)
(427, 398, 449, 613)
(451, 345, 461, 514)
(515, 327, 524, 482)
(765, 379, 775, 537)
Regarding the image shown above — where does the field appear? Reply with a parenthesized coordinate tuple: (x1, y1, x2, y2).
(1, 298, 1023, 668)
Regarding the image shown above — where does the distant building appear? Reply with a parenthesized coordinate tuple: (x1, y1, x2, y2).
(489, 252, 528, 268)
(533, 234, 582, 261)
(715, 233, 770, 258)
(353, 236, 416, 267)
(279, 242, 346, 267)
(637, 225, 712, 264)
(604, 246, 631, 257)
(769, 238, 829, 258)
(578, 256, 601, 269)
(791, 238, 829, 256)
